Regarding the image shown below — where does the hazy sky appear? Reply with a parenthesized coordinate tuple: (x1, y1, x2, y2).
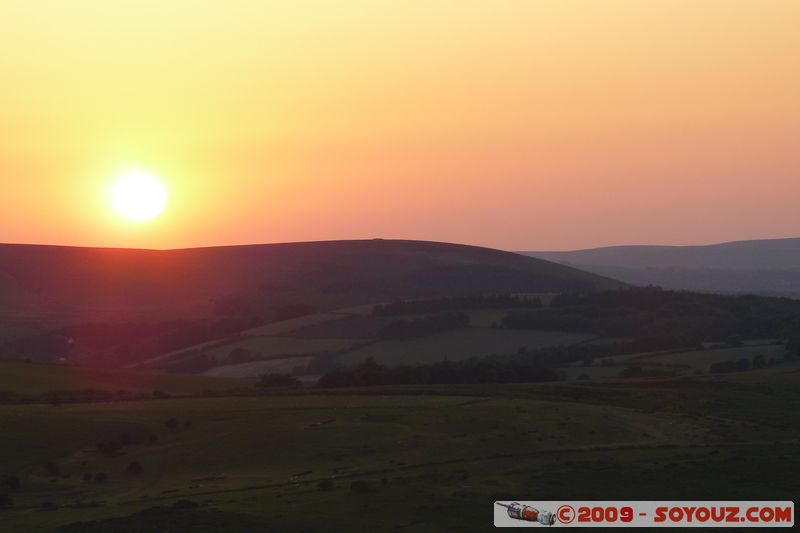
(1, 0, 798, 251)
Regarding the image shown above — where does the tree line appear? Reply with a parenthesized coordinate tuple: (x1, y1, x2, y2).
(318, 356, 558, 388)
(373, 295, 542, 316)
(503, 288, 800, 344)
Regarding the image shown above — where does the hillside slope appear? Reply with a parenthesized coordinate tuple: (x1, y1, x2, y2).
(0, 239, 622, 321)
(522, 237, 800, 296)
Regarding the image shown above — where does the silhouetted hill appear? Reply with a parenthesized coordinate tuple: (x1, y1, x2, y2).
(522, 237, 800, 297)
(0, 239, 622, 321)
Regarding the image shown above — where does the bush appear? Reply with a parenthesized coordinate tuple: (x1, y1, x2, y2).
(96, 441, 123, 456)
(350, 480, 371, 493)
(725, 335, 744, 348)
(787, 335, 800, 357)
(0, 494, 12, 508)
(94, 472, 107, 483)
(318, 479, 335, 491)
(44, 462, 60, 477)
(1, 475, 20, 490)
(257, 374, 301, 388)
(127, 461, 143, 475)
(620, 366, 644, 378)
(709, 360, 738, 374)
(164, 418, 178, 432)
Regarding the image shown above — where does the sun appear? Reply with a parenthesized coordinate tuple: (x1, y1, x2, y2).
(110, 171, 168, 221)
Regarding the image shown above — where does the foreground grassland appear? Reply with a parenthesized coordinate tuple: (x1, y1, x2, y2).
(1, 365, 799, 532)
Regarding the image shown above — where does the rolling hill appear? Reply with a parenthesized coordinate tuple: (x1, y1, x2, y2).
(0, 239, 622, 321)
(522, 237, 800, 297)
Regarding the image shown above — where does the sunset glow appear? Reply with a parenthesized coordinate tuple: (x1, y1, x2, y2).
(0, 1, 798, 249)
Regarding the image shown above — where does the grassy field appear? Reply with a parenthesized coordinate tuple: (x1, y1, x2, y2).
(338, 328, 593, 367)
(0, 359, 243, 397)
(1, 363, 799, 531)
(197, 337, 362, 363)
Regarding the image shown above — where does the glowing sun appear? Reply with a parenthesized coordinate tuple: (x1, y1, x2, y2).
(110, 171, 168, 221)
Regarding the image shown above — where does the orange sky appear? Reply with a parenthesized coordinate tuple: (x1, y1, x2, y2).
(1, 0, 798, 251)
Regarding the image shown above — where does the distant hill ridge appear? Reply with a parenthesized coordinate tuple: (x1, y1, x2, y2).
(522, 237, 800, 297)
(0, 239, 622, 320)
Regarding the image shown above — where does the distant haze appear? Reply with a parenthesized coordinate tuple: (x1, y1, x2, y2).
(523, 237, 800, 297)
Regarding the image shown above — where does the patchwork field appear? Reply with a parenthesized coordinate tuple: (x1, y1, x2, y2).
(338, 328, 593, 367)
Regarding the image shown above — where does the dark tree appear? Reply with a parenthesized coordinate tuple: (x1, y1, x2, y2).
(620, 366, 644, 378)
(126, 461, 143, 475)
(725, 335, 744, 348)
(257, 373, 301, 388)
(2, 475, 20, 490)
(44, 462, 60, 477)
(709, 360, 738, 374)
(787, 335, 800, 357)
(318, 479, 335, 491)
(350, 480, 371, 493)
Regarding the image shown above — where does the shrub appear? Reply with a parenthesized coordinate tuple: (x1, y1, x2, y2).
(257, 374, 301, 388)
(350, 480, 371, 493)
(318, 479, 335, 491)
(127, 461, 143, 475)
(0, 494, 12, 508)
(94, 472, 107, 483)
(620, 366, 644, 378)
(2, 475, 20, 490)
(709, 360, 738, 374)
(164, 418, 178, 432)
(44, 462, 60, 477)
(96, 441, 122, 456)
